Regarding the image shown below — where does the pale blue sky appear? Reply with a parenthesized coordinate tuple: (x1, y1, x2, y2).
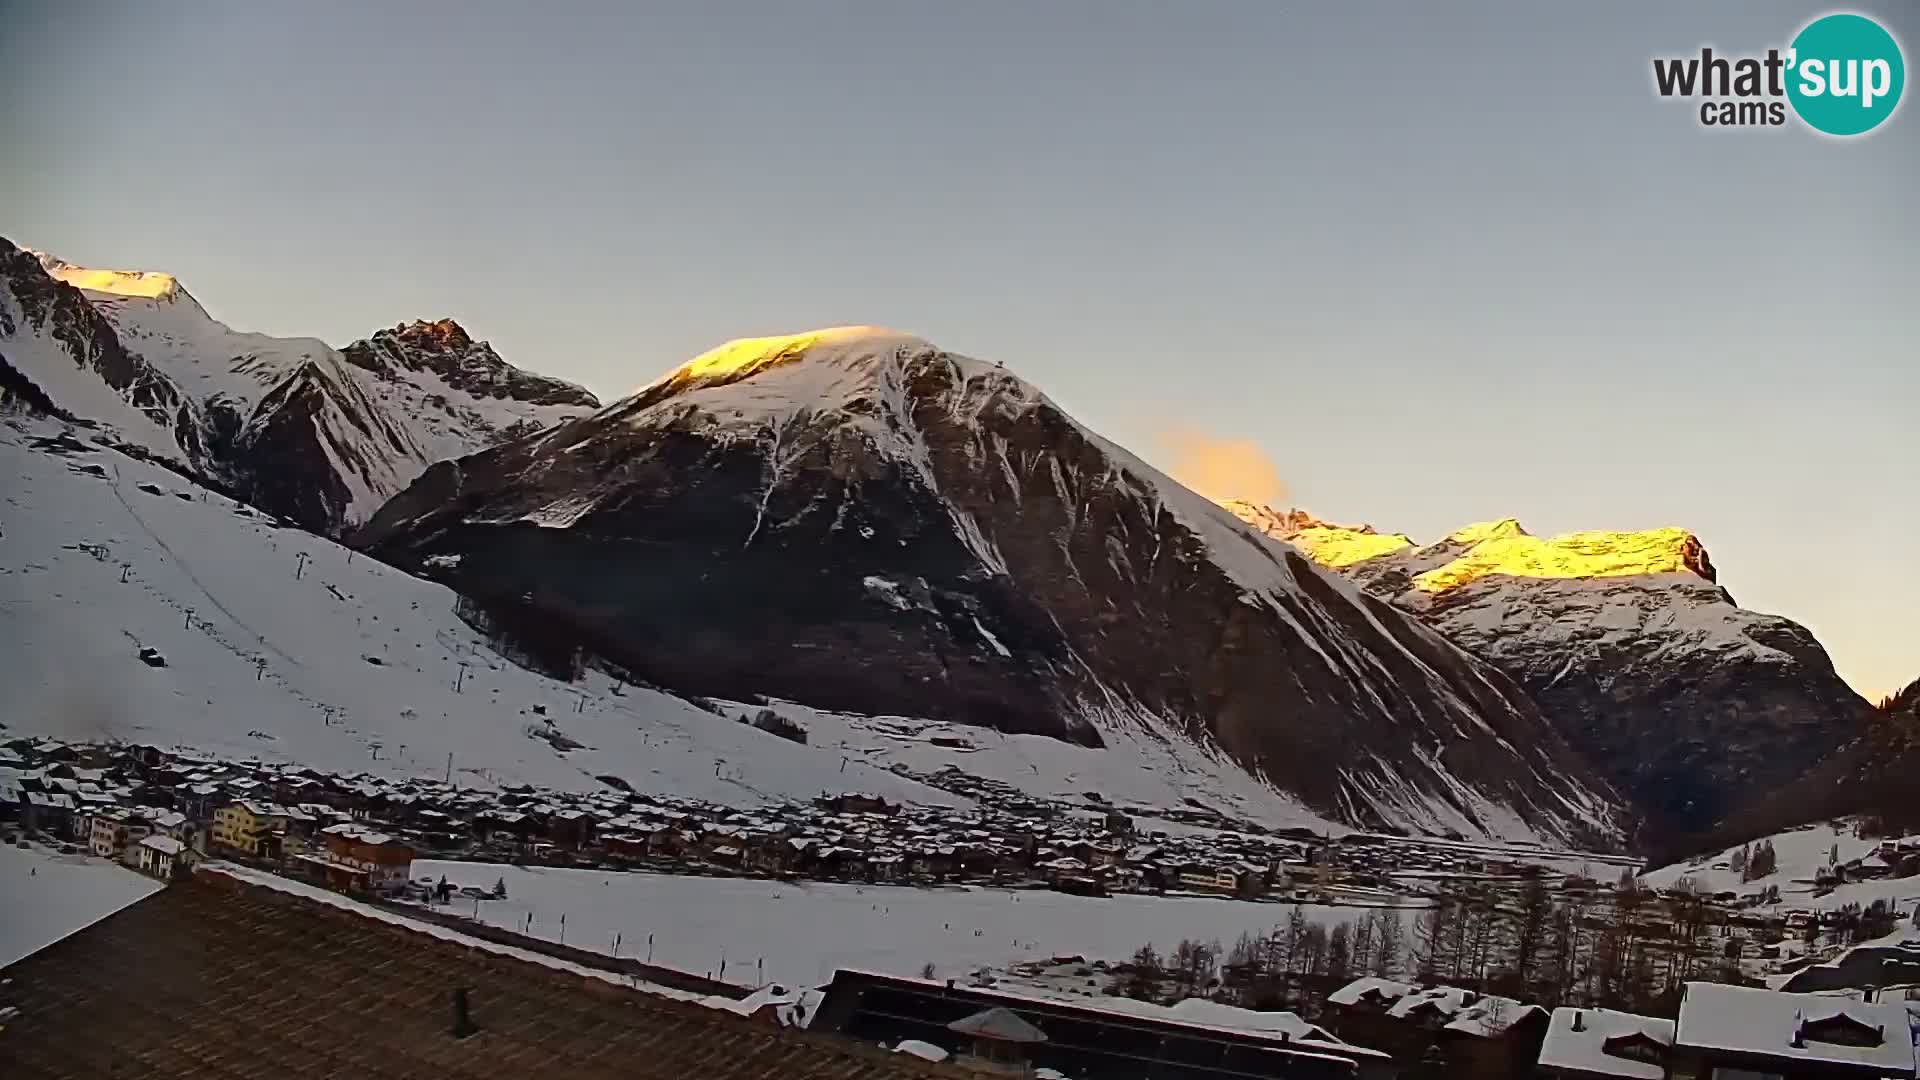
(3, 2, 1914, 696)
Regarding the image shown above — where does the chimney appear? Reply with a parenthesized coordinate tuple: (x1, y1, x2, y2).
(1571, 1011, 1585, 1032)
(451, 987, 479, 1039)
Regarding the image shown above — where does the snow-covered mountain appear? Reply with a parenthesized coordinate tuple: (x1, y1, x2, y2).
(1225, 503, 1872, 839)
(362, 327, 1626, 846)
(0, 239, 598, 534)
(1, 408, 1379, 829)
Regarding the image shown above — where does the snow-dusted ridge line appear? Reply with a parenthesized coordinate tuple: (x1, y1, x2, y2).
(4, 242, 599, 533)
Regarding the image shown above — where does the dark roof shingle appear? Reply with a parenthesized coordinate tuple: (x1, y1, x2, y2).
(0, 873, 957, 1080)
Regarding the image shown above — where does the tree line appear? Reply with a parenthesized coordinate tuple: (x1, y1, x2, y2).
(1113, 871, 1754, 1018)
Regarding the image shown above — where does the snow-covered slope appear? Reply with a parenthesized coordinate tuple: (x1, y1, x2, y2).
(364, 328, 1625, 847)
(1227, 503, 1871, 839)
(0, 412, 1365, 829)
(0, 242, 189, 461)
(1643, 818, 1920, 923)
(1, 240, 599, 534)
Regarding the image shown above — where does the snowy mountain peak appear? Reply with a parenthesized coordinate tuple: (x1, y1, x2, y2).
(1447, 518, 1528, 545)
(2, 242, 601, 534)
(1221, 496, 1860, 836)
(603, 328, 1039, 462)
(340, 320, 598, 409)
(638, 326, 935, 396)
(1218, 502, 1415, 567)
(1226, 501, 1714, 592)
(1413, 526, 1716, 593)
(28, 247, 196, 307)
(367, 332, 1627, 847)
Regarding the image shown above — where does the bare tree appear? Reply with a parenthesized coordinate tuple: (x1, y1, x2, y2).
(1511, 880, 1553, 992)
(1351, 911, 1377, 976)
(1327, 921, 1353, 982)
(1117, 943, 1163, 1000)
(1415, 902, 1454, 983)
(1278, 906, 1310, 990)
(1300, 924, 1329, 978)
(1170, 938, 1218, 998)
(1374, 908, 1406, 978)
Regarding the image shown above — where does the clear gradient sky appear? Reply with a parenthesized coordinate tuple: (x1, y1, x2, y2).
(3, 2, 1914, 697)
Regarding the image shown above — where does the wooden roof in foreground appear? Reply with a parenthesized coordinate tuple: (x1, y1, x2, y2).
(0, 872, 960, 1080)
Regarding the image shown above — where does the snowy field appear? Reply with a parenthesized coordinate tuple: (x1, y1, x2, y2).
(1643, 820, 1920, 915)
(0, 419, 1340, 831)
(420, 860, 1393, 989)
(0, 842, 161, 967)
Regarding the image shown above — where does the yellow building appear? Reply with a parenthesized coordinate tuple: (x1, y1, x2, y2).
(211, 801, 289, 857)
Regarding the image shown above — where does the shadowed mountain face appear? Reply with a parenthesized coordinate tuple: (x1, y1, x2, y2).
(1229, 505, 1872, 839)
(363, 329, 1624, 846)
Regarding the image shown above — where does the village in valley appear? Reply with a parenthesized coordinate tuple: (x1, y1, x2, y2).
(5, 732, 1918, 1080)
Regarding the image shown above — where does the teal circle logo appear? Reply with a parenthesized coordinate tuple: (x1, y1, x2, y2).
(1786, 13, 1905, 135)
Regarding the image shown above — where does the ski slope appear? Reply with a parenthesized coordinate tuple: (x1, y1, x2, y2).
(0, 415, 1343, 826)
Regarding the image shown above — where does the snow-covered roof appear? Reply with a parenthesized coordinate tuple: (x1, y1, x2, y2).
(1387, 986, 1477, 1019)
(139, 835, 186, 855)
(1675, 982, 1916, 1073)
(1538, 1008, 1674, 1080)
(1328, 976, 1421, 1007)
(1443, 995, 1545, 1038)
(198, 863, 707, 1001)
(949, 1006, 1047, 1043)
(0, 841, 162, 968)
(893, 1039, 949, 1062)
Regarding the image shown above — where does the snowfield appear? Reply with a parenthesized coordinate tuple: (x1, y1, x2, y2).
(417, 859, 1394, 990)
(0, 415, 1346, 828)
(1642, 819, 1920, 915)
(0, 842, 161, 968)
(20, 252, 599, 527)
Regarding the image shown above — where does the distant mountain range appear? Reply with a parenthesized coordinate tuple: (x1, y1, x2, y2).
(359, 327, 1623, 846)
(1221, 503, 1874, 841)
(1, 240, 597, 535)
(2, 238, 1882, 850)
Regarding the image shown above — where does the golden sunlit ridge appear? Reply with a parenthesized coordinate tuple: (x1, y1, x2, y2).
(1411, 526, 1715, 593)
(1221, 501, 1715, 593)
(671, 326, 907, 384)
(35, 256, 181, 300)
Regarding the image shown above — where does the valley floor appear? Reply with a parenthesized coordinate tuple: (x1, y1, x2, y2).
(412, 858, 1391, 990)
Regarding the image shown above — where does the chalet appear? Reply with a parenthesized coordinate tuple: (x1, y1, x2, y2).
(136, 834, 190, 881)
(177, 782, 223, 820)
(300, 822, 416, 894)
(89, 809, 154, 863)
(1537, 1008, 1675, 1080)
(1433, 995, 1549, 1080)
(1323, 980, 1482, 1066)
(603, 833, 651, 862)
(547, 808, 597, 850)
(1669, 982, 1917, 1080)
(211, 801, 290, 858)
(748, 835, 811, 875)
